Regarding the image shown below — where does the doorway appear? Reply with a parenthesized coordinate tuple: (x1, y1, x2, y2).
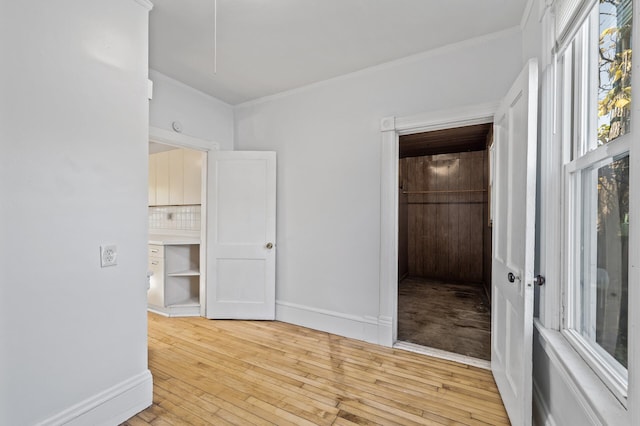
(147, 127, 214, 317)
(396, 124, 493, 361)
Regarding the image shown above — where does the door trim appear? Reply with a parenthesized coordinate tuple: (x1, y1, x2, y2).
(148, 126, 219, 316)
(378, 102, 499, 347)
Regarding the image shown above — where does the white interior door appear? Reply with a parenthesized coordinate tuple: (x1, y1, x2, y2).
(206, 151, 276, 319)
(491, 59, 538, 426)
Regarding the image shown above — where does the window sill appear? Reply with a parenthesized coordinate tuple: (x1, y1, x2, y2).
(534, 319, 627, 425)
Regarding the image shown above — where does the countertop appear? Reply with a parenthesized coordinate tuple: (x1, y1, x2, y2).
(149, 234, 200, 245)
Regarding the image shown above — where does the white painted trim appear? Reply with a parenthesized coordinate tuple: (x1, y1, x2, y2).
(379, 126, 399, 347)
(377, 315, 393, 347)
(534, 319, 627, 425)
(148, 127, 217, 317)
(276, 301, 379, 344)
(132, 0, 153, 11)
(378, 102, 498, 348)
(533, 379, 558, 426)
(391, 101, 500, 135)
(393, 341, 491, 370)
(149, 126, 219, 152)
(538, 63, 562, 331)
(236, 27, 521, 108)
(36, 370, 152, 426)
(379, 116, 396, 132)
(147, 306, 169, 317)
(148, 304, 200, 317)
(540, 0, 554, 22)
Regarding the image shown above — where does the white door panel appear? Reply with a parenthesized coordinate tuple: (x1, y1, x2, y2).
(492, 59, 538, 426)
(206, 151, 276, 319)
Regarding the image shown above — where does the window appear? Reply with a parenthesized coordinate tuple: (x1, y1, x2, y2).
(559, 0, 631, 402)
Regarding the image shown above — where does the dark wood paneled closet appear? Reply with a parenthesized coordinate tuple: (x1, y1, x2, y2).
(397, 124, 493, 358)
(399, 150, 488, 283)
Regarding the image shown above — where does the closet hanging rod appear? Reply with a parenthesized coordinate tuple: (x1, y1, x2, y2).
(402, 189, 487, 194)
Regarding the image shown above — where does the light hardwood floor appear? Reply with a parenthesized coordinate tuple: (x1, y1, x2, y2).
(122, 313, 509, 425)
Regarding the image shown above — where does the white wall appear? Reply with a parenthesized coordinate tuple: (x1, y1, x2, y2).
(0, 1, 152, 424)
(149, 69, 234, 150)
(234, 28, 523, 341)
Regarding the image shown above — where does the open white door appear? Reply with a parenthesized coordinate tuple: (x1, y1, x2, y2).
(491, 59, 538, 425)
(206, 151, 276, 319)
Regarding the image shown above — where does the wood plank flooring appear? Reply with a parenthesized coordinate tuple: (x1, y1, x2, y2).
(398, 277, 491, 360)
(122, 313, 509, 425)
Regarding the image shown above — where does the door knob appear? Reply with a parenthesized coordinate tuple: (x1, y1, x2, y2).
(507, 272, 517, 283)
(266, 242, 274, 249)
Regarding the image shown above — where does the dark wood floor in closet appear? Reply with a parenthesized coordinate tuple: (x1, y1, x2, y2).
(398, 277, 491, 360)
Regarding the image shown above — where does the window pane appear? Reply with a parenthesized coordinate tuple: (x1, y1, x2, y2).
(578, 154, 629, 368)
(598, 0, 632, 145)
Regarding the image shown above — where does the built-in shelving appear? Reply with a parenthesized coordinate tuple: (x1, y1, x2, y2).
(167, 269, 200, 277)
(148, 242, 200, 317)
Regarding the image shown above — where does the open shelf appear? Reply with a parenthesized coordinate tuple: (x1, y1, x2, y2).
(167, 269, 200, 277)
(148, 242, 201, 317)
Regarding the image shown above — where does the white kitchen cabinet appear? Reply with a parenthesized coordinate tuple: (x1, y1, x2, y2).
(183, 149, 202, 205)
(155, 151, 170, 206)
(168, 149, 184, 205)
(148, 153, 157, 206)
(148, 242, 200, 317)
(149, 148, 201, 206)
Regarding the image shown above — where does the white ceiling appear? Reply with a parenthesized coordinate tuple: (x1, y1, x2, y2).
(149, 0, 528, 105)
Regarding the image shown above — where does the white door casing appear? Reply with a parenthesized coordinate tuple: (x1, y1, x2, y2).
(491, 58, 538, 426)
(206, 151, 277, 319)
(149, 126, 216, 317)
(379, 103, 499, 347)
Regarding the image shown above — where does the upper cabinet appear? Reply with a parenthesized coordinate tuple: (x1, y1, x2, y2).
(149, 148, 202, 206)
(148, 152, 157, 206)
(183, 149, 203, 205)
(154, 151, 170, 205)
(168, 149, 184, 205)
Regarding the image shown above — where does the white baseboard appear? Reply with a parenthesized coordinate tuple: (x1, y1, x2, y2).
(377, 315, 393, 347)
(276, 300, 380, 344)
(37, 370, 152, 426)
(148, 304, 200, 317)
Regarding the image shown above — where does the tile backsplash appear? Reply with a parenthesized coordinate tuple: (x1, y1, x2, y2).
(149, 205, 201, 231)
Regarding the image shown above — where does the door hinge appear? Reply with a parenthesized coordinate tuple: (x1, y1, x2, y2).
(534, 275, 546, 286)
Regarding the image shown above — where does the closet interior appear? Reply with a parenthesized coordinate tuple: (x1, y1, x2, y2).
(397, 123, 493, 360)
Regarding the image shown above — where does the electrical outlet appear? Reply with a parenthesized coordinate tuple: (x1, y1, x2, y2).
(100, 245, 118, 267)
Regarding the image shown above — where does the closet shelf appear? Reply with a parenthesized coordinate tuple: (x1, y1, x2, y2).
(167, 269, 200, 277)
(402, 189, 487, 194)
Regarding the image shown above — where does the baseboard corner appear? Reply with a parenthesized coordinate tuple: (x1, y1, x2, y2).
(37, 370, 153, 426)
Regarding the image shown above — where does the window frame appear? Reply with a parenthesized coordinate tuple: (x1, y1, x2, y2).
(557, 2, 632, 405)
